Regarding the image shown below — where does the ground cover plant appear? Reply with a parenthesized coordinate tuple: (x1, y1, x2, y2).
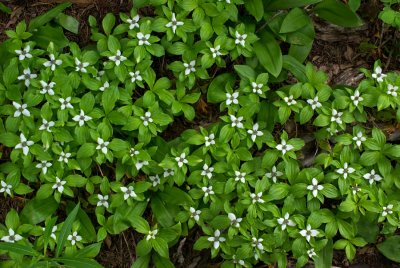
(0, 0, 399, 267)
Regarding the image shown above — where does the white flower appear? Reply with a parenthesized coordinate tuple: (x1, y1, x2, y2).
(15, 133, 34, 156)
(183, 60, 196, 76)
(284, 95, 297, 106)
(163, 168, 174, 177)
(120, 186, 137, 200)
(250, 192, 264, 204)
(382, 204, 393, 217)
(232, 255, 245, 266)
(39, 118, 55, 132)
(48, 226, 57, 240)
(330, 109, 343, 124)
(277, 212, 296, 230)
(226, 92, 239, 106)
(307, 178, 324, 198)
(251, 237, 264, 250)
(0, 181, 12, 196)
(43, 54, 62, 71)
(13, 102, 30, 117)
(207, 229, 225, 249)
(35, 160, 52, 174)
(99, 81, 109, 92)
(72, 110, 92, 126)
(307, 248, 317, 258)
(353, 131, 366, 147)
(67, 231, 82, 245)
(109, 50, 126, 66)
(97, 194, 109, 208)
(210, 45, 222, 58)
(135, 160, 149, 170)
(137, 32, 150, 46)
(247, 123, 263, 142)
(165, 13, 184, 34)
(140, 111, 153, 126)
(351, 90, 363, 106)
(189, 207, 201, 221)
(75, 58, 89, 73)
(17, 68, 37, 87)
(204, 134, 215, 147)
(372, 66, 386, 83)
(299, 225, 319, 242)
(52, 177, 66, 193)
(266, 166, 283, 183)
(351, 184, 361, 195)
(15, 45, 32, 61)
(230, 114, 244, 129)
(235, 31, 247, 47)
(96, 138, 109, 154)
(1, 229, 22, 243)
(251, 82, 263, 95)
(234, 171, 246, 183)
(129, 147, 139, 157)
(387, 84, 398, 97)
(129, 71, 142, 83)
(336, 162, 355, 179)
(202, 186, 214, 197)
(228, 213, 242, 228)
(307, 96, 322, 110)
(59, 97, 73, 110)
(276, 140, 294, 155)
(146, 229, 158, 241)
(127, 15, 139, 30)
(175, 153, 188, 168)
(39, 81, 56, 96)
(58, 151, 71, 163)
(149, 175, 160, 187)
(96, 70, 105, 80)
(201, 164, 214, 179)
(363, 169, 382, 185)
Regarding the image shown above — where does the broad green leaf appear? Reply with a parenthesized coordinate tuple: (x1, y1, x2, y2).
(377, 236, 400, 263)
(0, 243, 38, 256)
(29, 2, 71, 30)
(254, 32, 282, 77)
(280, 8, 309, 33)
(314, 0, 363, 27)
(56, 203, 80, 257)
(207, 73, 235, 103)
(266, 0, 322, 10)
(20, 197, 58, 225)
(57, 13, 79, 34)
(54, 257, 103, 268)
(314, 239, 333, 268)
(245, 0, 264, 21)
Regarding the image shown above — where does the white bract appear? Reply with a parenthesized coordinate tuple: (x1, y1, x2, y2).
(266, 166, 283, 183)
(127, 15, 139, 29)
(201, 164, 214, 179)
(129, 71, 142, 83)
(363, 169, 382, 185)
(149, 175, 160, 187)
(165, 13, 184, 34)
(140, 111, 153, 126)
(96, 138, 109, 154)
(52, 177, 66, 193)
(163, 168, 174, 177)
(387, 84, 398, 97)
(351, 90, 363, 106)
(17, 68, 37, 87)
(204, 133, 215, 147)
(226, 92, 239, 105)
(276, 140, 294, 155)
(307, 178, 324, 197)
(72, 110, 92, 126)
(228, 213, 242, 228)
(351, 184, 361, 195)
(307, 248, 317, 258)
(146, 229, 158, 240)
(210, 45, 222, 58)
(97, 194, 109, 208)
(183, 60, 196, 75)
(247, 123, 263, 142)
(250, 192, 264, 204)
(230, 114, 243, 128)
(207, 229, 226, 249)
(67, 231, 82, 245)
(382, 204, 393, 217)
(43, 54, 62, 71)
(135, 160, 149, 170)
(99, 81, 109, 92)
(251, 237, 264, 250)
(13, 102, 30, 117)
(129, 148, 139, 157)
(109, 50, 127, 66)
(59, 97, 73, 110)
(251, 82, 263, 95)
(235, 31, 247, 47)
(372, 66, 386, 83)
(189, 207, 201, 221)
(39, 81, 56, 96)
(307, 96, 322, 110)
(120, 186, 137, 200)
(137, 32, 150, 46)
(15, 133, 34, 156)
(175, 153, 188, 168)
(15, 45, 32, 61)
(284, 95, 297, 106)
(202, 186, 214, 197)
(353, 132, 366, 147)
(277, 212, 295, 230)
(36, 160, 52, 174)
(336, 162, 355, 179)
(331, 109, 343, 124)
(299, 225, 319, 242)
(234, 171, 246, 183)
(75, 58, 89, 73)
(0, 181, 12, 196)
(49, 226, 57, 240)
(1, 229, 22, 243)
(58, 151, 71, 164)
(39, 119, 55, 132)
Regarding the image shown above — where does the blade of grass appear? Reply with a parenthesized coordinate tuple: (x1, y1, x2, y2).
(29, 2, 72, 31)
(55, 203, 80, 257)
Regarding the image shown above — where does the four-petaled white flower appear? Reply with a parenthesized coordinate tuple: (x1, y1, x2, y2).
(129, 147, 139, 157)
(251, 82, 263, 95)
(372, 66, 386, 83)
(146, 229, 158, 240)
(75, 58, 89, 73)
(204, 134, 215, 147)
(207, 229, 226, 249)
(363, 169, 382, 185)
(250, 192, 264, 204)
(330, 109, 343, 124)
(99, 81, 109, 92)
(43, 54, 62, 71)
(299, 224, 319, 242)
(353, 132, 366, 147)
(183, 60, 196, 75)
(210, 45, 222, 58)
(135, 160, 149, 170)
(149, 175, 160, 187)
(165, 13, 184, 34)
(307, 248, 317, 258)
(15, 133, 34, 156)
(306, 178, 324, 197)
(226, 92, 239, 106)
(1, 229, 22, 243)
(109, 50, 126, 66)
(120, 186, 137, 200)
(67, 231, 82, 245)
(201, 164, 214, 179)
(202, 186, 214, 197)
(52, 177, 66, 193)
(163, 168, 174, 177)
(235, 31, 247, 47)
(234, 171, 246, 183)
(247, 123, 263, 142)
(73, 110, 92, 126)
(39, 118, 55, 132)
(97, 194, 109, 208)
(15, 45, 32, 61)
(307, 96, 322, 110)
(129, 71, 143, 83)
(382, 204, 393, 217)
(127, 15, 140, 30)
(175, 153, 188, 168)
(230, 114, 244, 128)
(277, 212, 296, 230)
(351, 90, 363, 106)
(251, 237, 264, 250)
(140, 111, 153, 126)
(266, 166, 283, 183)
(232, 255, 245, 266)
(39, 81, 56, 96)
(189, 207, 201, 221)
(17, 68, 37, 87)
(59, 97, 73, 110)
(0, 181, 12, 196)
(351, 184, 361, 195)
(137, 32, 150, 46)
(228, 213, 242, 228)
(13, 102, 30, 117)
(336, 162, 355, 179)
(36, 160, 52, 174)
(46, 226, 57, 240)
(387, 84, 398, 97)
(276, 140, 294, 155)
(284, 95, 297, 106)
(58, 151, 71, 163)
(96, 138, 109, 154)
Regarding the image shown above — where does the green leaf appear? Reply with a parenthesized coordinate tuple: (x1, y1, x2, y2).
(56, 203, 80, 257)
(0, 243, 38, 256)
(131, 255, 151, 268)
(314, 0, 363, 27)
(151, 238, 169, 259)
(57, 13, 79, 34)
(245, 0, 264, 21)
(20, 197, 58, 225)
(314, 239, 333, 268)
(0, 133, 19, 147)
(31, 24, 69, 49)
(102, 13, 116, 35)
(266, 0, 322, 10)
(74, 243, 102, 258)
(254, 32, 283, 77)
(234, 65, 256, 80)
(29, 2, 71, 30)
(54, 257, 103, 268)
(280, 8, 309, 33)
(377, 236, 400, 263)
(0, 2, 11, 14)
(77, 143, 96, 158)
(282, 55, 307, 82)
(151, 195, 176, 228)
(207, 73, 235, 103)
